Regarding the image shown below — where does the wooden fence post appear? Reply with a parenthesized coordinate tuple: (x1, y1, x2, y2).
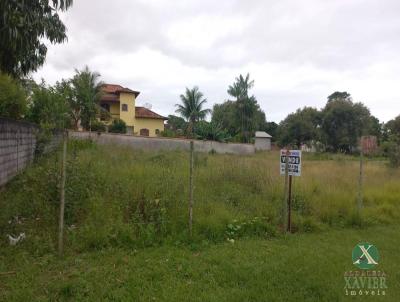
(58, 131, 68, 257)
(189, 140, 194, 237)
(357, 149, 364, 211)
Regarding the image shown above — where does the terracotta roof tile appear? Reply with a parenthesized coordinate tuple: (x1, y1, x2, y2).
(100, 93, 119, 102)
(135, 107, 167, 120)
(101, 84, 140, 97)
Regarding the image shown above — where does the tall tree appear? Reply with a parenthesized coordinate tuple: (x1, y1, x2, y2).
(383, 115, 400, 142)
(211, 101, 238, 137)
(71, 66, 103, 130)
(226, 73, 265, 143)
(175, 87, 210, 137)
(0, 0, 73, 77)
(321, 92, 377, 152)
(278, 107, 321, 148)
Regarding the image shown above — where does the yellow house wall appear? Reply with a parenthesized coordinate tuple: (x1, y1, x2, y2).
(134, 118, 165, 137)
(109, 103, 120, 119)
(118, 92, 136, 126)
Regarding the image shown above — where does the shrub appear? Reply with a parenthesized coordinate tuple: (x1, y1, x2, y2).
(194, 121, 231, 142)
(27, 83, 70, 129)
(161, 129, 177, 138)
(108, 119, 126, 134)
(0, 73, 27, 119)
(388, 143, 400, 167)
(381, 141, 400, 167)
(91, 120, 106, 133)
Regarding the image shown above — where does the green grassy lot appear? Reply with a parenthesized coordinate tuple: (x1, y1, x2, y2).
(0, 140, 399, 301)
(1, 225, 398, 301)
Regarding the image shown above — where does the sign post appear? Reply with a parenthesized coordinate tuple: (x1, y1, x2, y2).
(280, 149, 302, 233)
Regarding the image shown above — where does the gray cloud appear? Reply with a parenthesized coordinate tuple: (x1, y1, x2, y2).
(34, 0, 400, 123)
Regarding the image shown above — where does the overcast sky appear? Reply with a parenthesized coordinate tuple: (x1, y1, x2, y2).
(33, 0, 400, 123)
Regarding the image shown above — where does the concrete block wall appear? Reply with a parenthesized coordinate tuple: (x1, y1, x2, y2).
(69, 131, 255, 155)
(0, 118, 38, 186)
(0, 118, 63, 187)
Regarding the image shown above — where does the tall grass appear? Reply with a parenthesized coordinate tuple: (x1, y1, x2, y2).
(0, 140, 399, 254)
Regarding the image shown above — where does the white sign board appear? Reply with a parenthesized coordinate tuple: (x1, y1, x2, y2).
(280, 150, 302, 176)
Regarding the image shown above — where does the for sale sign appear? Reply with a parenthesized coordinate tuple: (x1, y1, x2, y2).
(280, 150, 302, 177)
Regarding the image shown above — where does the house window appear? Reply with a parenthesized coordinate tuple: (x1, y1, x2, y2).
(155, 129, 160, 135)
(121, 104, 128, 111)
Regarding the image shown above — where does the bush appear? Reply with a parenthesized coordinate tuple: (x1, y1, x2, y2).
(91, 120, 106, 133)
(194, 121, 231, 142)
(161, 129, 177, 138)
(0, 73, 27, 119)
(108, 119, 126, 134)
(388, 144, 400, 167)
(381, 141, 400, 167)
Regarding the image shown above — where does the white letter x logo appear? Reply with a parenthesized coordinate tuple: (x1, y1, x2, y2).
(353, 244, 378, 265)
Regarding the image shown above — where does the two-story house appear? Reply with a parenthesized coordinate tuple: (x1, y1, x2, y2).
(99, 84, 167, 137)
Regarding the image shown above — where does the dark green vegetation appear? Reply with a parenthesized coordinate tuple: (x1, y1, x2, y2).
(216, 73, 267, 143)
(0, 141, 399, 300)
(170, 73, 267, 143)
(0, 66, 108, 132)
(0, 0, 73, 77)
(108, 119, 127, 134)
(1, 224, 399, 301)
(0, 73, 27, 119)
(277, 92, 381, 152)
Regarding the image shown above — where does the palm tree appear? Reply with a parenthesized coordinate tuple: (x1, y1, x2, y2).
(175, 87, 211, 137)
(227, 73, 254, 100)
(71, 66, 103, 131)
(227, 73, 255, 143)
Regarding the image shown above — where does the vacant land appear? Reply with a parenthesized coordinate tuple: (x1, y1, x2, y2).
(0, 140, 399, 300)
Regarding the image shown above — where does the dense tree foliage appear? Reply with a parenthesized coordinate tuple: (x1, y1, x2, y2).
(212, 74, 267, 142)
(276, 91, 382, 153)
(278, 107, 320, 148)
(264, 122, 278, 142)
(0, 73, 27, 119)
(108, 119, 127, 134)
(0, 0, 73, 77)
(54, 79, 81, 130)
(383, 115, 400, 142)
(321, 92, 378, 152)
(227, 74, 265, 142)
(27, 81, 70, 129)
(211, 101, 238, 137)
(166, 115, 187, 132)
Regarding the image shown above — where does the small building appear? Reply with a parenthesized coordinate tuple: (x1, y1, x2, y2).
(99, 84, 167, 137)
(254, 131, 272, 150)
